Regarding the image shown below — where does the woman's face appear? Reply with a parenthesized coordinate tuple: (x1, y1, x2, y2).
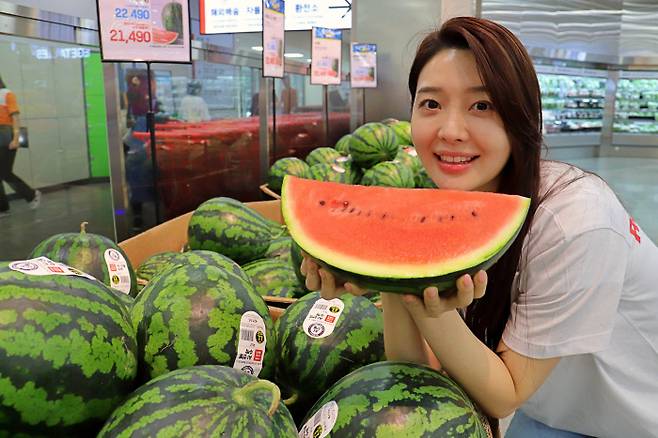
(411, 49, 511, 192)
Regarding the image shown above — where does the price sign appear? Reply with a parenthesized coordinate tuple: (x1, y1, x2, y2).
(262, 0, 285, 78)
(350, 43, 377, 88)
(311, 27, 342, 85)
(96, 0, 191, 63)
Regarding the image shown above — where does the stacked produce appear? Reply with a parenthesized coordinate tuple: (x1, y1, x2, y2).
(267, 119, 437, 193)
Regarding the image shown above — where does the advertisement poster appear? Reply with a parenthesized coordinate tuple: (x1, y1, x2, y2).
(350, 43, 377, 88)
(262, 0, 285, 78)
(97, 0, 191, 63)
(200, 0, 350, 34)
(311, 27, 342, 85)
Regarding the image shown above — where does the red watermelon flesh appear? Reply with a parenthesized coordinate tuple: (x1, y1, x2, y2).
(281, 176, 530, 293)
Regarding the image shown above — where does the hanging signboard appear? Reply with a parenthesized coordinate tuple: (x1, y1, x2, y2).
(96, 0, 191, 63)
(350, 43, 376, 88)
(262, 0, 285, 78)
(200, 0, 351, 34)
(311, 27, 342, 85)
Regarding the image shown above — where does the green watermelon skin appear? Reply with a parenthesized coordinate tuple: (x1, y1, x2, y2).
(242, 259, 305, 298)
(187, 197, 273, 265)
(264, 236, 293, 263)
(131, 263, 275, 381)
(305, 147, 343, 167)
(300, 361, 487, 438)
(98, 365, 297, 438)
(268, 157, 311, 193)
(290, 241, 311, 294)
(0, 263, 138, 436)
(390, 120, 413, 146)
(30, 226, 138, 297)
(274, 292, 384, 420)
(415, 167, 438, 188)
(361, 160, 415, 188)
(136, 251, 178, 283)
(350, 123, 399, 169)
(309, 163, 358, 184)
(395, 146, 422, 176)
(334, 134, 353, 155)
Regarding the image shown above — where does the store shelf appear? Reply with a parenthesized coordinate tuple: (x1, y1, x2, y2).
(545, 133, 602, 148)
(613, 78, 658, 134)
(612, 133, 658, 147)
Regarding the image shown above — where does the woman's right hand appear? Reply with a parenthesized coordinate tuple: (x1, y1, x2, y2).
(300, 255, 367, 300)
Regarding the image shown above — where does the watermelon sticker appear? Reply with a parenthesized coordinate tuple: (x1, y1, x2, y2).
(104, 249, 132, 295)
(233, 311, 267, 377)
(331, 164, 346, 174)
(298, 401, 338, 438)
(403, 146, 418, 157)
(9, 257, 96, 281)
(302, 298, 345, 339)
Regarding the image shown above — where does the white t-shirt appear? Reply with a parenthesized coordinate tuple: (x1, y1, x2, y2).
(502, 160, 658, 438)
(179, 95, 210, 123)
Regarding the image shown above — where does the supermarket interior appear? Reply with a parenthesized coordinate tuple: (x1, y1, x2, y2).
(1, 0, 658, 437)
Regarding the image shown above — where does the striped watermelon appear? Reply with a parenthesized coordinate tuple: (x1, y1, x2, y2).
(188, 197, 274, 265)
(131, 262, 275, 381)
(305, 147, 343, 167)
(390, 120, 413, 146)
(309, 163, 358, 184)
(361, 160, 415, 188)
(395, 146, 423, 176)
(334, 134, 352, 155)
(290, 241, 311, 294)
(30, 222, 138, 297)
(380, 117, 399, 125)
(242, 259, 305, 298)
(299, 361, 488, 437)
(416, 167, 438, 188)
(268, 157, 311, 193)
(264, 236, 293, 263)
(0, 260, 138, 436)
(136, 251, 178, 283)
(98, 365, 297, 437)
(274, 292, 384, 421)
(350, 122, 399, 169)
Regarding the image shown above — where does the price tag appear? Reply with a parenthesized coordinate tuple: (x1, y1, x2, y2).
(104, 249, 132, 295)
(9, 257, 96, 281)
(298, 401, 339, 438)
(96, 0, 191, 63)
(351, 43, 377, 88)
(302, 298, 345, 339)
(233, 311, 267, 377)
(262, 0, 285, 78)
(311, 27, 342, 85)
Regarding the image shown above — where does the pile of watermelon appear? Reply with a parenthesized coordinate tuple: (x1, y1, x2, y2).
(268, 118, 438, 193)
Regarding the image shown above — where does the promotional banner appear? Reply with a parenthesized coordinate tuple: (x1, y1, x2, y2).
(200, 0, 351, 34)
(262, 0, 285, 78)
(97, 0, 191, 63)
(311, 27, 342, 85)
(350, 43, 377, 88)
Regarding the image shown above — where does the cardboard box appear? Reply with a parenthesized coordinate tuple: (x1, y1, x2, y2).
(118, 200, 289, 320)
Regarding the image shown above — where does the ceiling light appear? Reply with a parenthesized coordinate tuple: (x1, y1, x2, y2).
(284, 53, 304, 58)
(251, 46, 263, 51)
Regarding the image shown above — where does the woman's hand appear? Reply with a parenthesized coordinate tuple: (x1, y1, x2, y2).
(401, 271, 487, 319)
(300, 255, 367, 299)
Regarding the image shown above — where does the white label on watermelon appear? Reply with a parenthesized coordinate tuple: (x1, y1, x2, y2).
(9, 257, 96, 281)
(331, 164, 346, 173)
(103, 249, 132, 295)
(404, 146, 418, 157)
(302, 298, 345, 339)
(298, 401, 338, 438)
(233, 311, 267, 377)
(335, 156, 349, 163)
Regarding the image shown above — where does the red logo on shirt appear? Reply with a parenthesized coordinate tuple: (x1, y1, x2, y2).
(629, 217, 641, 243)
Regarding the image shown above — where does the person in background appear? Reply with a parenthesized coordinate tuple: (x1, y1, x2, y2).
(281, 76, 298, 114)
(0, 74, 40, 217)
(301, 17, 658, 438)
(179, 80, 210, 123)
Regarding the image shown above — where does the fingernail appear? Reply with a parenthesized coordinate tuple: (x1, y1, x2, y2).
(476, 271, 487, 283)
(345, 283, 352, 292)
(462, 276, 472, 288)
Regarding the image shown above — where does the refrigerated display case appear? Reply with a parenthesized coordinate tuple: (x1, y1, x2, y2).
(613, 78, 658, 134)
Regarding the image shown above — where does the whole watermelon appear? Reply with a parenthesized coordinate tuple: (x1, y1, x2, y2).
(350, 122, 398, 169)
(299, 361, 488, 438)
(395, 146, 423, 176)
(361, 160, 415, 188)
(416, 167, 438, 188)
(131, 263, 275, 381)
(0, 261, 138, 436)
(305, 147, 343, 167)
(290, 240, 311, 294)
(264, 236, 293, 262)
(274, 292, 385, 420)
(187, 197, 273, 264)
(30, 221, 138, 297)
(135, 251, 178, 283)
(99, 365, 297, 438)
(390, 120, 413, 146)
(334, 134, 353, 155)
(268, 157, 310, 193)
(309, 163, 358, 184)
(242, 258, 305, 298)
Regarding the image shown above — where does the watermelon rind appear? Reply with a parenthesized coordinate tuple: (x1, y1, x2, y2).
(98, 365, 297, 437)
(300, 361, 488, 437)
(281, 176, 530, 295)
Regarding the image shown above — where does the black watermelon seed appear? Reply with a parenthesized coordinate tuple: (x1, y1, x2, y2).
(381, 213, 387, 219)
(420, 216, 426, 223)
(451, 215, 455, 220)
(319, 200, 326, 206)
(472, 210, 477, 217)
(366, 211, 372, 217)
(349, 208, 356, 213)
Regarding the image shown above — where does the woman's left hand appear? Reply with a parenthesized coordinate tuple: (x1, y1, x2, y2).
(401, 271, 488, 318)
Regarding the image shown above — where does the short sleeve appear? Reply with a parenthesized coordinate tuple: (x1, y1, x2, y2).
(502, 228, 628, 359)
(6, 91, 19, 115)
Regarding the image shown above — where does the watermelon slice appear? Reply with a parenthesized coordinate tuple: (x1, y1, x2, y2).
(281, 176, 530, 295)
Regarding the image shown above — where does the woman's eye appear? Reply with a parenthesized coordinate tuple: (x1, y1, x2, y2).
(421, 99, 440, 110)
(472, 101, 492, 111)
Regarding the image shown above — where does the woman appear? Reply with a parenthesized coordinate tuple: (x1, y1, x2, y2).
(301, 17, 658, 438)
(0, 75, 40, 216)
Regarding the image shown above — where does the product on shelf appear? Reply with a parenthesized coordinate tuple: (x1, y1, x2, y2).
(613, 78, 658, 134)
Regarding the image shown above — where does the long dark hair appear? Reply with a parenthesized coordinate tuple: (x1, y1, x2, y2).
(409, 17, 542, 351)
(0, 76, 6, 89)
